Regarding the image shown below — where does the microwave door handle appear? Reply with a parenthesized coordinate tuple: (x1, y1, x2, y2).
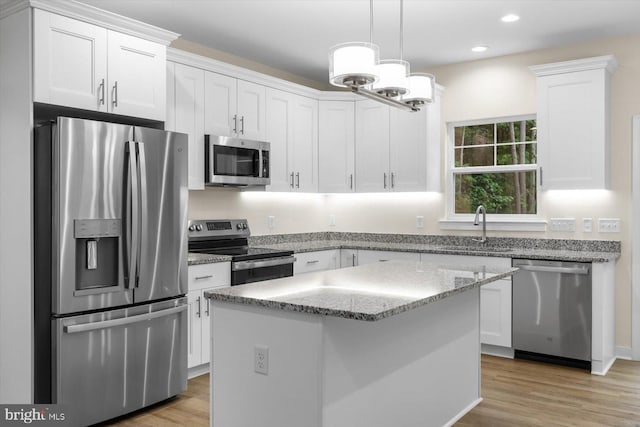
(136, 142, 148, 288)
(125, 141, 139, 289)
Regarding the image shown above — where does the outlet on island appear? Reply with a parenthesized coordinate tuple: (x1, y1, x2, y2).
(254, 344, 269, 375)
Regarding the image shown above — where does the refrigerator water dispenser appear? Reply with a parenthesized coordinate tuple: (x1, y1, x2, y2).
(74, 219, 121, 291)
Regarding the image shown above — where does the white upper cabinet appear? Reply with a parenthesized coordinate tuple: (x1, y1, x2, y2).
(266, 88, 318, 192)
(319, 101, 355, 193)
(172, 63, 205, 190)
(204, 73, 266, 140)
(355, 100, 391, 192)
(34, 9, 167, 121)
(531, 55, 617, 190)
(390, 107, 428, 192)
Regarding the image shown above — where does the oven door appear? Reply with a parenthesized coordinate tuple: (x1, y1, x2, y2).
(205, 135, 270, 186)
(232, 256, 295, 285)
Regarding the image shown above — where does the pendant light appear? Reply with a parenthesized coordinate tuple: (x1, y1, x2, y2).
(329, 0, 379, 88)
(403, 72, 435, 106)
(371, 0, 410, 98)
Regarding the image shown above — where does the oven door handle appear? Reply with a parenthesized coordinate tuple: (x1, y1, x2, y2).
(232, 256, 296, 271)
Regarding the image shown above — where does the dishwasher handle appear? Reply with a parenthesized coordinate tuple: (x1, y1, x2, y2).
(516, 264, 590, 275)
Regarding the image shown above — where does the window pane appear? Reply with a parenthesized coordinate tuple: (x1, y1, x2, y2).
(454, 146, 494, 167)
(454, 171, 537, 214)
(497, 143, 537, 165)
(496, 120, 537, 144)
(454, 124, 494, 147)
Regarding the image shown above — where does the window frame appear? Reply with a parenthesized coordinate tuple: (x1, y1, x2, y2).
(446, 114, 540, 222)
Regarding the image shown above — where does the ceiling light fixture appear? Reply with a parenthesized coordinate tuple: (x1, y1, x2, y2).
(501, 14, 520, 23)
(471, 45, 488, 52)
(329, 0, 435, 112)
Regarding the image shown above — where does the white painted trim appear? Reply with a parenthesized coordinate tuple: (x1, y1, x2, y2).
(529, 55, 618, 76)
(439, 219, 547, 232)
(2, 0, 179, 44)
(616, 346, 632, 360)
(167, 47, 322, 99)
(632, 115, 640, 361)
(188, 363, 210, 379)
(591, 357, 616, 376)
(481, 344, 515, 359)
(443, 398, 483, 427)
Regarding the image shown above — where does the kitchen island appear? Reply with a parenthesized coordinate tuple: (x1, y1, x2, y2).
(205, 260, 517, 427)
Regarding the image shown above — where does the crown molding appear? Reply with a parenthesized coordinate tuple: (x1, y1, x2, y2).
(1, 0, 179, 45)
(530, 55, 618, 77)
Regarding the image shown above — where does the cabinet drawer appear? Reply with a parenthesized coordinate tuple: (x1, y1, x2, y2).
(357, 250, 420, 266)
(419, 253, 511, 270)
(188, 262, 230, 291)
(294, 250, 339, 275)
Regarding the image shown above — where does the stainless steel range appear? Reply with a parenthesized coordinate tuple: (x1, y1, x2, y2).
(188, 219, 294, 285)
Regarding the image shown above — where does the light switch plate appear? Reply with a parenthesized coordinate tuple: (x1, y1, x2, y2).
(598, 218, 620, 233)
(416, 216, 424, 229)
(583, 218, 593, 233)
(328, 214, 336, 227)
(549, 218, 576, 232)
(267, 215, 275, 230)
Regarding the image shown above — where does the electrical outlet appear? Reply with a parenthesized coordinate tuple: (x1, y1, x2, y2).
(583, 218, 593, 233)
(254, 345, 269, 375)
(416, 216, 424, 229)
(598, 218, 621, 233)
(267, 216, 275, 230)
(328, 214, 336, 227)
(549, 218, 576, 232)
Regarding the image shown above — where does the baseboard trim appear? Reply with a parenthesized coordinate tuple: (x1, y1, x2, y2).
(481, 344, 514, 359)
(616, 346, 632, 360)
(444, 398, 483, 427)
(591, 357, 616, 376)
(188, 363, 210, 379)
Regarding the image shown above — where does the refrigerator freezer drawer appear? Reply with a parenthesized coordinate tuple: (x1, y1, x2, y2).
(53, 298, 187, 426)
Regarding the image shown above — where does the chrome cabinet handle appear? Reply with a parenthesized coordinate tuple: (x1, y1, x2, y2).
(195, 275, 213, 280)
(350, 174, 353, 190)
(196, 296, 201, 318)
(233, 115, 238, 134)
(391, 172, 395, 188)
(205, 298, 210, 317)
(290, 172, 294, 188)
(383, 173, 387, 189)
(112, 81, 118, 107)
(352, 253, 356, 266)
(306, 260, 319, 264)
(296, 172, 300, 188)
(98, 78, 105, 105)
(240, 116, 245, 134)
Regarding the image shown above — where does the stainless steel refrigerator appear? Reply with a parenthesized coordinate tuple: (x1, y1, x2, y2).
(34, 117, 189, 426)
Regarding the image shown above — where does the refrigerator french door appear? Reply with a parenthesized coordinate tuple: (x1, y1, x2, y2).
(34, 117, 188, 426)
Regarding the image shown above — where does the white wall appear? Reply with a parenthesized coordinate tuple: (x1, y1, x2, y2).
(0, 7, 34, 403)
(189, 33, 640, 350)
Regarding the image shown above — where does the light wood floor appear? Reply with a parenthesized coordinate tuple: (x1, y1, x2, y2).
(104, 355, 640, 426)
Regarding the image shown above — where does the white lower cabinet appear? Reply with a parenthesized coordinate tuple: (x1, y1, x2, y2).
(340, 249, 358, 268)
(187, 262, 230, 374)
(294, 250, 339, 275)
(356, 249, 420, 265)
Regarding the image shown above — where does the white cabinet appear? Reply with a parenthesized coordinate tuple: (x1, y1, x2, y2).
(355, 100, 429, 192)
(34, 9, 166, 121)
(340, 249, 358, 268)
(167, 62, 205, 190)
(266, 88, 318, 192)
(356, 249, 420, 265)
(204, 72, 266, 140)
(187, 262, 230, 372)
(294, 250, 340, 275)
(531, 55, 617, 190)
(319, 101, 355, 193)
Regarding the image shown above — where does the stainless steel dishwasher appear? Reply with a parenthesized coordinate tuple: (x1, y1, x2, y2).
(512, 259, 592, 369)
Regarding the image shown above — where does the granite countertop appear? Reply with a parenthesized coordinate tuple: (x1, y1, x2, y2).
(205, 260, 517, 321)
(188, 253, 232, 266)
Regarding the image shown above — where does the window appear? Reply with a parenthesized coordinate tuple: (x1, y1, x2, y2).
(449, 116, 538, 217)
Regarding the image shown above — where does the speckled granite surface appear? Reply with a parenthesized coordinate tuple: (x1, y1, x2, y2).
(188, 253, 231, 266)
(248, 232, 620, 263)
(205, 260, 517, 321)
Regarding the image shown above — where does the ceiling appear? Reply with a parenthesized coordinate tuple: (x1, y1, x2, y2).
(31, 1, 640, 86)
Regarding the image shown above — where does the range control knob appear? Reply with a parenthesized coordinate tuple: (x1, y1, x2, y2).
(242, 223, 248, 229)
(195, 224, 203, 231)
(236, 223, 243, 230)
(188, 225, 196, 232)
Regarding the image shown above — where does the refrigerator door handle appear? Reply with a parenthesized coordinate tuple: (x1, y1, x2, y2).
(63, 304, 188, 334)
(125, 141, 140, 289)
(136, 142, 148, 288)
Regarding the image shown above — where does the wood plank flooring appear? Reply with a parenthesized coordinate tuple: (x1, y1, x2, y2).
(104, 356, 640, 426)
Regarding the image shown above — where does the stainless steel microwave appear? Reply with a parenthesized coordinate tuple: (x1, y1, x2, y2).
(204, 135, 270, 186)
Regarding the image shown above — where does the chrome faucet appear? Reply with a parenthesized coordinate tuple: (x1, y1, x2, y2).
(473, 205, 487, 243)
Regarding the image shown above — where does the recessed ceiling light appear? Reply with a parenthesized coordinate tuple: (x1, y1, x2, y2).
(501, 14, 520, 23)
(471, 46, 488, 53)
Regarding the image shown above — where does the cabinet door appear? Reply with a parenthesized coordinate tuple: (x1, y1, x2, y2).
(390, 108, 427, 192)
(107, 31, 166, 121)
(204, 71, 237, 137)
(33, 9, 107, 111)
(340, 249, 358, 268)
(355, 100, 390, 192)
(480, 279, 512, 347)
(537, 69, 609, 190)
(291, 95, 318, 192)
(319, 101, 355, 193)
(357, 250, 420, 265)
(294, 250, 339, 275)
(187, 290, 203, 369)
(266, 88, 293, 192)
(237, 80, 266, 140)
(174, 63, 205, 190)
(201, 289, 213, 365)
